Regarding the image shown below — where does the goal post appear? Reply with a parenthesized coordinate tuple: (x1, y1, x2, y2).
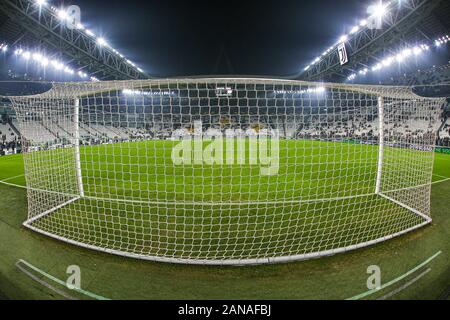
(7, 79, 445, 265)
(375, 96, 384, 195)
(74, 98, 84, 197)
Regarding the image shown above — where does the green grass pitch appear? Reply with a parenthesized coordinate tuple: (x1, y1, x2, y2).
(0, 147, 449, 299)
(22, 139, 429, 262)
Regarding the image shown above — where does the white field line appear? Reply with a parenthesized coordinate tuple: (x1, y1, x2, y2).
(16, 259, 110, 300)
(1, 175, 449, 205)
(0, 173, 25, 182)
(15, 261, 78, 300)
(377, 268, 431, 300)
(432, 173, 450, 179)
(346, 251, 442, 300)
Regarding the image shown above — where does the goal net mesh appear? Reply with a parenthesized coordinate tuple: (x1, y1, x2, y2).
(9, 79, 444, 265)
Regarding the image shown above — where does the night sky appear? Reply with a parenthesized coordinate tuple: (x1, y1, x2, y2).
(69, 0, 364, 77)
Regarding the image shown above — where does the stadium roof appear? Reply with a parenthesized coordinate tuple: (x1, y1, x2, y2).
(297, 0, 450, 82)
(0, 0, 149, 81)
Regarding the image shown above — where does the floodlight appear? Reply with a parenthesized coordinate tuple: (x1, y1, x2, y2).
(350, 26, 359, 34)
(339, 35, 348, 43)
(97, 37, 107, 46)
(23, 51, 31, 59)
(51, 60, 62, 70)
(382, 57, 392, 66)
(413, 47, 422, 55)
(373, 63, 382, 70)
(35, 0, 47, 6)
(57, 10, 68, 20)
(315, 87, 325, 93)
(33, 53, 43, 62)
(360, 19, 368, 27)
(402, 48, 412, 57)
(372, 4, 387, 17)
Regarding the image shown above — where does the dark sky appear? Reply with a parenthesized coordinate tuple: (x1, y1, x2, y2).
(69, 0, 365, 77)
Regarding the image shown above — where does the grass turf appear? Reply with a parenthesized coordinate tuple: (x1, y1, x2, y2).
(23, 139, 427, 262)
(0, 145, 448, 299)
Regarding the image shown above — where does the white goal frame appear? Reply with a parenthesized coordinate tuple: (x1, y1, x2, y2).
(8, 78, 443, 265)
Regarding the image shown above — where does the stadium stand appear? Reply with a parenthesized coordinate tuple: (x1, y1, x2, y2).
(388, 64, 450, 86)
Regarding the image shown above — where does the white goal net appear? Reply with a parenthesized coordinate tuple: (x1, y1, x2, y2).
(8, 79, 444, 265)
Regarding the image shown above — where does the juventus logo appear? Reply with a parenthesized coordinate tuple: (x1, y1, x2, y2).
(338, 43, 348, 66)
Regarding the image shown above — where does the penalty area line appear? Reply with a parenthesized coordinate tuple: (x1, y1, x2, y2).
(0, 173, 25, 182)
(16, 259, 110, 300)
(432, 177, 450, 185)
(346, 251, 442, 300)
(16, 261, 78, 300)
(377, 268, 431, 300)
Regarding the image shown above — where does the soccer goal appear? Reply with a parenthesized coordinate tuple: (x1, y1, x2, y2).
(8, 79, 444, 265)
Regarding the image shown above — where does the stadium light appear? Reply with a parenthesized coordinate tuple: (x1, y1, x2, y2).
(32, 53, 43, 62)
(85, 29, 95, 37)
(372, 3, 387, 17)
(347, 34, 450, 82)
(360, 19, 368, 27)
(402, 48, 412, 58)
(35, 0, 47, 6)
(382, 57, 393, 66)
(41, 57, 49, 67)
(57, 9, 68, 20)
(339, 35, 348, 43)
(97, 37, 108, 46)
(51, 60, 63, 70)
(350, 26, 359, 34)
(12, 44, 100, 80)
(396, 53, 404, 63)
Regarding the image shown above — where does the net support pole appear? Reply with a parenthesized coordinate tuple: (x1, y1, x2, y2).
(74, 98, 84, 197)
(375, 96, 384, 195)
